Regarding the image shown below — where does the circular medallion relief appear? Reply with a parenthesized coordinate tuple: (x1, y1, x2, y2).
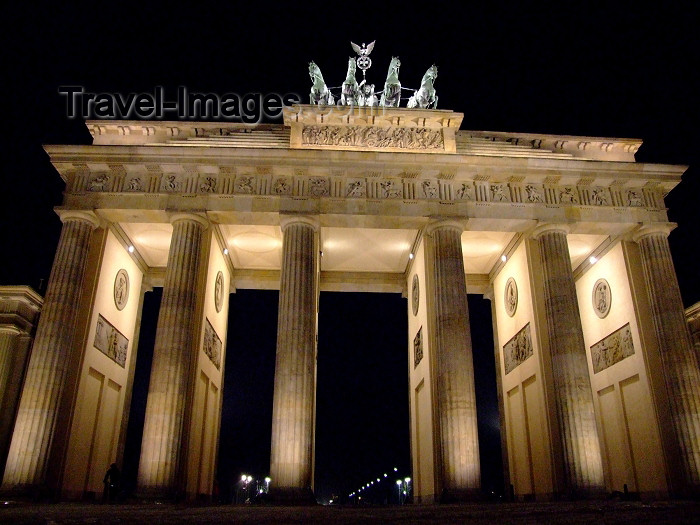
(504, 277, 518, 317)
(412, 275, 420, 316)
(113, 269, 129, 311)
(214, 271, 224, 313)
(592, 278, 611, 318)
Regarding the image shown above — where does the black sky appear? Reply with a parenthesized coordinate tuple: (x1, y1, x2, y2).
(2, 3, 698, 503)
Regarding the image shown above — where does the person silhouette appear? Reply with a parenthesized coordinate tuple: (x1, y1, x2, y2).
(103, 463, 121, 503)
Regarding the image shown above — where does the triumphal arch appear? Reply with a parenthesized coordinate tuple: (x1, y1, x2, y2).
(2, 96, 699, 502)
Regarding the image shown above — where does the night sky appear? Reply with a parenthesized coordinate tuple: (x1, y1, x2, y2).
(2, 4, 698, 503)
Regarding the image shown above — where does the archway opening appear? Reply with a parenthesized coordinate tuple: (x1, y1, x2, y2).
(121, 288, 502, 503)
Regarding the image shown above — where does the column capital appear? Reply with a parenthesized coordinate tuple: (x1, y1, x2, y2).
(55, 209, 101, 229)
(531, 222, 570, 239)
(279, 214, 319, 233)
(169, 212, 209, 229)
(424, 218, 466, 235)
(0, 326, 23, 336)
(631, 222, 677, 243)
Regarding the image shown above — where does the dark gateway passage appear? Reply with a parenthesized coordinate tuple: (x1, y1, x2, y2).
(122, 289, 501, 502)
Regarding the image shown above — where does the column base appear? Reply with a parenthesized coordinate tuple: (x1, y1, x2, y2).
(268, 487, 317, 505)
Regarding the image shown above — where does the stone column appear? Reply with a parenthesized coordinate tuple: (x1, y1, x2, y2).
(634, 224, 700, 492)
(1, 212, 99, 495)
(533, 224, 604, 495)
(0, 286, 43, 483)
(687, 302, 700, 370)
(269, 215, 319, 502)
(425, 220, 480, 500)
(137, 214, 208, 499)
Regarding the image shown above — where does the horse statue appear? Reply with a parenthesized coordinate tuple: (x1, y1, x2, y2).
(339, 57, 360, 106)
(309, 61, 334, 106)
(380, 56, 401, 107)
(407, 64, 438, 109)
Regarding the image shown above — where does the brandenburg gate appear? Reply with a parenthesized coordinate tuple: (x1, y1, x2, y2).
(1, 97, 699, 502)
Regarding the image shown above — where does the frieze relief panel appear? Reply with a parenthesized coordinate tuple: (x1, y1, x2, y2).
(203, 318, 222, 370)
(503, 323, 533, 375)
(301, 125, 444, 151)
(94, 314, 128, 368)
(590, 323, 635, 374)
(414, 327, 423, 368)
(68, 166, 663, 210)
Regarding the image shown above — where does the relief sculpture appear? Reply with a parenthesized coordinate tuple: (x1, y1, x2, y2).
(380, 180, 402, 199)
(94, 314, 128, 368)
(413, 327, 423, 368)
(590, 323, 634, 373)
(503, 323, 533, 374)
(301, 125, 443, 150)
(88, 174, 110, 192)
(203, 318, 222, 370)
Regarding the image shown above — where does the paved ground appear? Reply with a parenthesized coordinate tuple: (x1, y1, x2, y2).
(1, 500, 700, 524)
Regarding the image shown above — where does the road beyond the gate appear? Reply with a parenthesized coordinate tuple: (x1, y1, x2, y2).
(1, 500, 700, 524)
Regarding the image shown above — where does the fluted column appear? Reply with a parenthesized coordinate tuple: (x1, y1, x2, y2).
(425, 220, 480, 500)
(137, 214, 208, 499)
(533, 224, 604, 495)
(269, 215, 319, 502)
(0, 328, 31, 480)
(687, 304, 700, 370)
(2, 212, 99, 494)
(634, 224, 700, 492)
(0, 328, 21, 410)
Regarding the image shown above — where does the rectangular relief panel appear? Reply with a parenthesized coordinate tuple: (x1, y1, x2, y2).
(93, 314, 128, 367)
(414, 327, 423, 368)
(591, 323, 634, 374)
(203, 318, 222, 370)
(504, 323, 533, 375)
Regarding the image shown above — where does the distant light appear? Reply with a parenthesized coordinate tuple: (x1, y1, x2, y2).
(223, 248, 229, 255)
(589, 256, 598, 264)
(247, 475, 253, 482)
(383, 473, 387, 477)
(265, 477, 271, 483)
(241, 474, 247, 481)
(409, 253, 414, 260)
(501, 254, 507, 262)
(405, 477, 411, 483)
(396, 479, 402, 485)
(376, 478, 380, 482)
(394, 467, 398, 471)
(128, 245, 135, 253)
